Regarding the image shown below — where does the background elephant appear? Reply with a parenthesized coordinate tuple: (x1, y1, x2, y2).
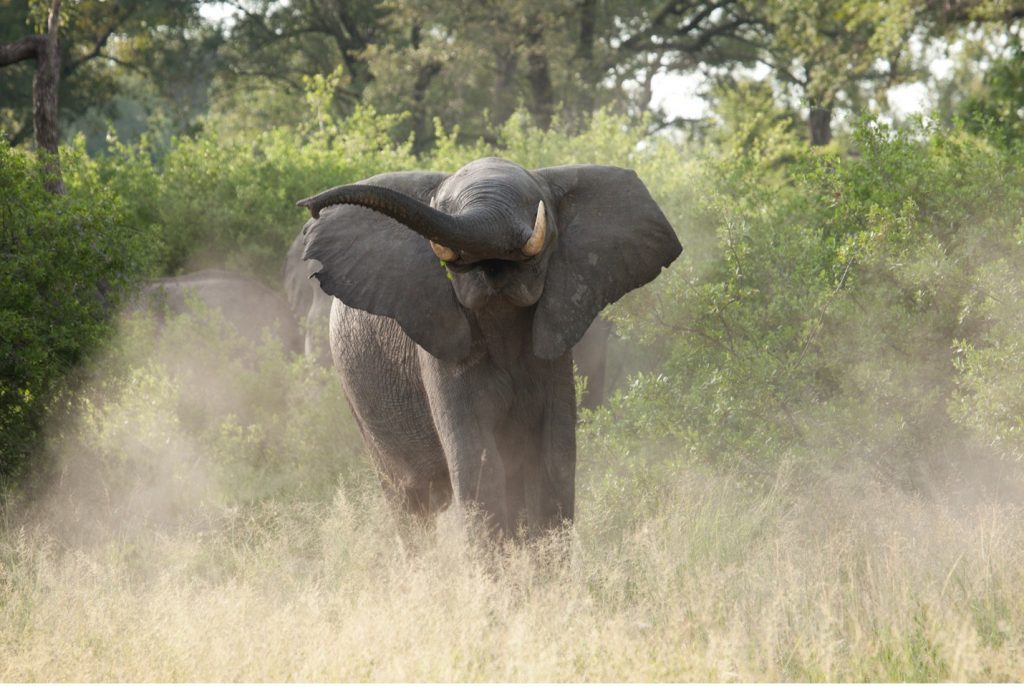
(286, 229, 615, 408)
(284, 231, 335, 366)
(299, 157, 681, 539)
(132, 269, 304, 354)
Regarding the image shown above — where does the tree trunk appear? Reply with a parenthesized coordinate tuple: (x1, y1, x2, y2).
(491, 48, 518, 126)
(808, 105, 832, 147)
(0, 0, 63, 192)
(411, 65, 442, 153)
(524, 17, 554, 130)
(407, 23, 442, 154)
(35, 0, 63, 193)
(566, 0, 598, 133)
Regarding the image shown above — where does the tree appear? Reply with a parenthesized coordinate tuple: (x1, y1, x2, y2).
(212, 0, 389, 115)
(599, 0, 761, 120)
(362, 0, 570, 144)
(1, 0, 63, 191)
(1, 0, 213, 153)
(358, 0, 765, 144)
(921, 0, 1024, 144)
(746, 0, 923, 146)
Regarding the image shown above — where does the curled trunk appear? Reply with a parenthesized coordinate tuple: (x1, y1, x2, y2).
(298, 183, 519, 257)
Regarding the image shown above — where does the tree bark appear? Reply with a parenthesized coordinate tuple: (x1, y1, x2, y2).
(0, 0, 63, 192)
(491, 48, 518, 125)
(570, 0, 598, 131)
(406, 23, 442, 153)
(0, 34, 42, 65)
(524, 17, 554, 130)
(808, 105, 832, 146)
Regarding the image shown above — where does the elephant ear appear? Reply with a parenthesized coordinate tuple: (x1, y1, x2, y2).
(302, 171, 472, 361)
(532, 165, 682, 360)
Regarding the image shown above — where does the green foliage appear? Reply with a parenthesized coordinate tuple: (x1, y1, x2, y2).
(959, 46, 1024, 147)
(99, 106, 416, 278)
(0, 137, 157, 477)
(8, 101, 1024, 497)
(748, 0, 922, 144)
(951, 249, 1024, 463)
(587, 116, 1024, 483)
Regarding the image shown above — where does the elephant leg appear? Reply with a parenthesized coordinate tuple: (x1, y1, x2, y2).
(418, 351, 512, 539)
(503, 459, 527, 537)
(408, 478, 453, 516)
(330, 302, 451, 538)
(525, 354, 577, 535)
(460, 446, 509, 539)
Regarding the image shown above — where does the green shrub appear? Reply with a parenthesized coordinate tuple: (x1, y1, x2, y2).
(0, 139, 157, 477)
(13, 105, 1024, 497)
(99, 105, 417, 280)
(588, 118, 1024, 483)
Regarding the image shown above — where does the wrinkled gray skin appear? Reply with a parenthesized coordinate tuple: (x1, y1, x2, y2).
(299, 158, 681, 539)
(133, 269, 303, 354)
(285, 230, 614, 407)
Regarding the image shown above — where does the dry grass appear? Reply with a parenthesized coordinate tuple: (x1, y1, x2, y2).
(3, 308, 1023, 681)
(3, 462, 1024, 681)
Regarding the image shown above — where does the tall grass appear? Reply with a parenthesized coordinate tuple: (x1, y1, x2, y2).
(1, 299, 1022, 680)
(2, 459, 1023, 681)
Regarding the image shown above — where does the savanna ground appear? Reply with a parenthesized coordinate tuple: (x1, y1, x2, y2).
(5, 107, 1024, 680)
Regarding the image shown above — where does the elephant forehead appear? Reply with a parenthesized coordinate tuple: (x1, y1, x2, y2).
(441, 158, 547, 209)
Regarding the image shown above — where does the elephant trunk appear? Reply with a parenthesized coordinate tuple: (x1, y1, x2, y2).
(297, 184, 509, 257)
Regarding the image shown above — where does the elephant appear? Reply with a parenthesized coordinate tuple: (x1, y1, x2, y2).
(286, 228, 614, 407)
(284, 230, 338, 367)
(132, 269, 304, 355)
(297, 157, 681, 539)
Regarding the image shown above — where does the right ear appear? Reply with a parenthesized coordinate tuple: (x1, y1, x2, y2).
(301, 171, 473, 361)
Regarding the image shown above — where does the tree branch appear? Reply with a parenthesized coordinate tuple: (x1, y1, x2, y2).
(64, 22, 120, 76)
(0, 35, 42, 66)
(95, 53, 147, 74)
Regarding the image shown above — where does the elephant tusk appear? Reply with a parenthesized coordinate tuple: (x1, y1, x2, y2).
(427, 195, 458, 260)
(431, 241, 458, 261)
(522, 200, 546, 257)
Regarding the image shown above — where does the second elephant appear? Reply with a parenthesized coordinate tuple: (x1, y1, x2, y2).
(132, 269, 303, 354)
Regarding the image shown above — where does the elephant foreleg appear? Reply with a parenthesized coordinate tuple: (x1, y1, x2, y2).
(526, 353, 577, 535)
(419, 352, 512, 539)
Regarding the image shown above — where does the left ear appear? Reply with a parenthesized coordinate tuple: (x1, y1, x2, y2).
(531, 165, 682, 360)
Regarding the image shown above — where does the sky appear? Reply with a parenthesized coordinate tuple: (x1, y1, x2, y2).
(650, 64, 951, 122)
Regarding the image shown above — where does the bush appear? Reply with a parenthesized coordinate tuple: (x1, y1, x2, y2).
(588, 118, 1024, 484)
(99, 105, 417, 280)
(0, 139, 157, 477)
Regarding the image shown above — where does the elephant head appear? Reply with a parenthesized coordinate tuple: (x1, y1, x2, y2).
(297, 157, 682, 362)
